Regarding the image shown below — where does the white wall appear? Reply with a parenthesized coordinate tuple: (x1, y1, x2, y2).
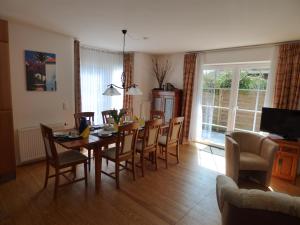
(133, 53, 154, 119)
(8, 22, 74, 159)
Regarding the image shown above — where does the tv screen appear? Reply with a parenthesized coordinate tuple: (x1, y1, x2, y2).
(260, 107, 300, 139)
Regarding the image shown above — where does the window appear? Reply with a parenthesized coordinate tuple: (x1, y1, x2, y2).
(200, 63, 270, 146)
(80, 47, 123, 124)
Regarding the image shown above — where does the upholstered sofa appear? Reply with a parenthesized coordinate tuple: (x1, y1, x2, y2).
(225, 131, 278, 187)
(216, 175, 300, 225)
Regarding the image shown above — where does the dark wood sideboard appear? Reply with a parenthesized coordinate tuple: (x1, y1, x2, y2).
(0, 19, 16, 183)
(151, 90, 182, 122)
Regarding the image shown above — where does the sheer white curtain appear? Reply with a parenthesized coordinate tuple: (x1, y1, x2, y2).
(80, 46, 123, 124)
(189, 53, 204, 142)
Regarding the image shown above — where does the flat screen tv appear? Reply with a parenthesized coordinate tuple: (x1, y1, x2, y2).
(260, 107, 300, 140)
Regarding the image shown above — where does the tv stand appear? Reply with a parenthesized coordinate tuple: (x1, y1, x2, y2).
(269, 136, 300, 184)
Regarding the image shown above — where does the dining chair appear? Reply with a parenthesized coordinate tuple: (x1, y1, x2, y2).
(74, 111, 95, 171)
(158, 117, 184, 168)
(74, 112, 94, 129)
(102, 110, 117, 124)
(101, 122, 139, 188)
(136, 119, 162, 176)
(150, 110, 165, 124)
(40, 124, 88, 198)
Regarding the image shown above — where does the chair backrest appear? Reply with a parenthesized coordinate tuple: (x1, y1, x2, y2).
(225, 135, 240, 183)
(40, 124, 58, 162)
(150, 110, 165, 124)
(167, 117, 184, 143)
(115, 122, 139, 158)
(102, 110, 117, 124)
(74, 112, 94, 129)
(142, 119, 162, 149)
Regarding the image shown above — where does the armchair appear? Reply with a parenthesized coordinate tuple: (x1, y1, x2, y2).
(225, 131, 278, 187)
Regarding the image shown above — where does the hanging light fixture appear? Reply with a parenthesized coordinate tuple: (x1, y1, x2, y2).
(102, 30, 142, 96)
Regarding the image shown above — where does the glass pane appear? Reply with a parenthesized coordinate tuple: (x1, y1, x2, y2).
(255, 112, 262, 132)
(237, 90, 257, 110)
(257, 90, 266, 111)
(201, 124, 226, 146)
(235, 110, 255, 131)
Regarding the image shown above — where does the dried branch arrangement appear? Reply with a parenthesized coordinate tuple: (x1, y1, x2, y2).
(152, 58, 171, 89)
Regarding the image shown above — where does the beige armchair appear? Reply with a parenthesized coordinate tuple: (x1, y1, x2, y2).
(225, 131, 278, 187)
(216, 175, 300, 225)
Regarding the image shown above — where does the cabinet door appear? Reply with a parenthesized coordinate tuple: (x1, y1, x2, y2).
(0, 111, 15, 176)
(273, 151, 297, 181)
(164, 97, 174, 123)
(0, 42, 12, 110)
(153, 97, 163, 111)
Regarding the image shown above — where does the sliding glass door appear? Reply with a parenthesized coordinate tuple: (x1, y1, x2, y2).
(199, 64, 270, 147)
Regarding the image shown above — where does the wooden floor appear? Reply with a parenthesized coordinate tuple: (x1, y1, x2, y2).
(0, 144, 300, 225)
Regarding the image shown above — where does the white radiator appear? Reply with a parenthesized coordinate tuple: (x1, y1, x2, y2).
(18, 123, 65, 164)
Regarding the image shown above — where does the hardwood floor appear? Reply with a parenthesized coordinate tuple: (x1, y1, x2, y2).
(0, 144, 299, 225)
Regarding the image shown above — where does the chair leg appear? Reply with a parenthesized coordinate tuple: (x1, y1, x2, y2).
(88, 150, 91, 171)
(141, 152, 144, 177)
(132, 156, 136, 181)
(44, 162, 49, 189)
(176, 142, 180, 164)
(155, 150, 158, 170)
(54, 168, 60, 198)
(84, 162, 88, 187)
(165, 146, 168, 169)
(115, 161, 120, 189)
(72, 165, 77, 179)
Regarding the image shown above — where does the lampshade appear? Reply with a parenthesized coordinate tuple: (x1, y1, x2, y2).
(102, 85, 121, 96)
(126, 85, 143, 95)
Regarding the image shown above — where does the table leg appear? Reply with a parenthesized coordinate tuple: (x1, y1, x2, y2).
(95, 144, 101, 192)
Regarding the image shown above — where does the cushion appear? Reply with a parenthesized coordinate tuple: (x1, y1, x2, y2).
(136, 140, 143, 151)
(58, 150, 88, 166)
(240, 152, 269, 171)
(158, 135, 167, 145)
(102, 147, 117, 159)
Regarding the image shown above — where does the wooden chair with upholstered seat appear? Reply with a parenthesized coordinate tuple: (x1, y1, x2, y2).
(74, 112, 94, 129)
(101, 122, 139, 188)
(158, 117, 184, 168)
(102, 110, 117, 124)
(74, 111, 95, 171)
(40, 124, 88, 198)
(136, 119, 162, 176)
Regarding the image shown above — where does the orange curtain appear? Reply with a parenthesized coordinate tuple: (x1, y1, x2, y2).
(274, 43, 300, 109)
(182, 53, 197, 142)
(123, 53, 134, 111)
(74, 39, 81, 113)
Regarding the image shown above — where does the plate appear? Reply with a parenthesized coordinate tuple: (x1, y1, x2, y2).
(98, 130, 112, 137)
(53, 131, 68, 138)
(98, 133, 112, 137)
(67, 134, 81, 139)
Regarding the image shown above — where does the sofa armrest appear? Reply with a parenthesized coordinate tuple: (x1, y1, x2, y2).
(216, 175, 239, 212)
(260, 138, 278, 163)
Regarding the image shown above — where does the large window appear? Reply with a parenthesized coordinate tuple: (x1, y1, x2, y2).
(199, 63, 270, 146)
(80, 47, 123, 124)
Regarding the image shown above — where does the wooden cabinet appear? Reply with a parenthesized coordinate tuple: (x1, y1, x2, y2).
(0, 19, 16, 183)
(151, 90, 182, 122)
(271, 138, 300, 184)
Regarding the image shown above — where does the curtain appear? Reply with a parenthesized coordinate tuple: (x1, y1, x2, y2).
(123, 53, 134, 111)
(274, 43, 300, 109)
(80, 46, 123, 124)
(182, 53, 197, 142)
(74, 40, 81, 113)
(189, 54, 204, 142)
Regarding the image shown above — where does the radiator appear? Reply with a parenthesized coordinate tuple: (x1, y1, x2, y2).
(18, 123, 65, 164)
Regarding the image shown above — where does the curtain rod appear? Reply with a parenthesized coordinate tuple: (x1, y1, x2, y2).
(188, 39, 300, 54)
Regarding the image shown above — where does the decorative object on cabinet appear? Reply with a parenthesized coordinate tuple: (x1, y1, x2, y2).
(25, 50, 56, 91)
(151, 89, 182, 123)
(152, 58, 171, 90)
(0, 19, 16, 183)
(270, 136, 300, 184)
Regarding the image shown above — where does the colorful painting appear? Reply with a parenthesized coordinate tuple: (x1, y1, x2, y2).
(25, 50, 56, 91)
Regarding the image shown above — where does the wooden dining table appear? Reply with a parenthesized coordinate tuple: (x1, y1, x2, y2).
(55, 132, 117, 191)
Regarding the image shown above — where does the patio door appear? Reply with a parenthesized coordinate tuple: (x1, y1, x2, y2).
(200, 64, 270, 147)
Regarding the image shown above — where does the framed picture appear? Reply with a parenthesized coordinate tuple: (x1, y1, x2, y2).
(25, 50, 56, 91)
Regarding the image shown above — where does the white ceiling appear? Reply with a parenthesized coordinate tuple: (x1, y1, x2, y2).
(0, 0, 300, 54)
